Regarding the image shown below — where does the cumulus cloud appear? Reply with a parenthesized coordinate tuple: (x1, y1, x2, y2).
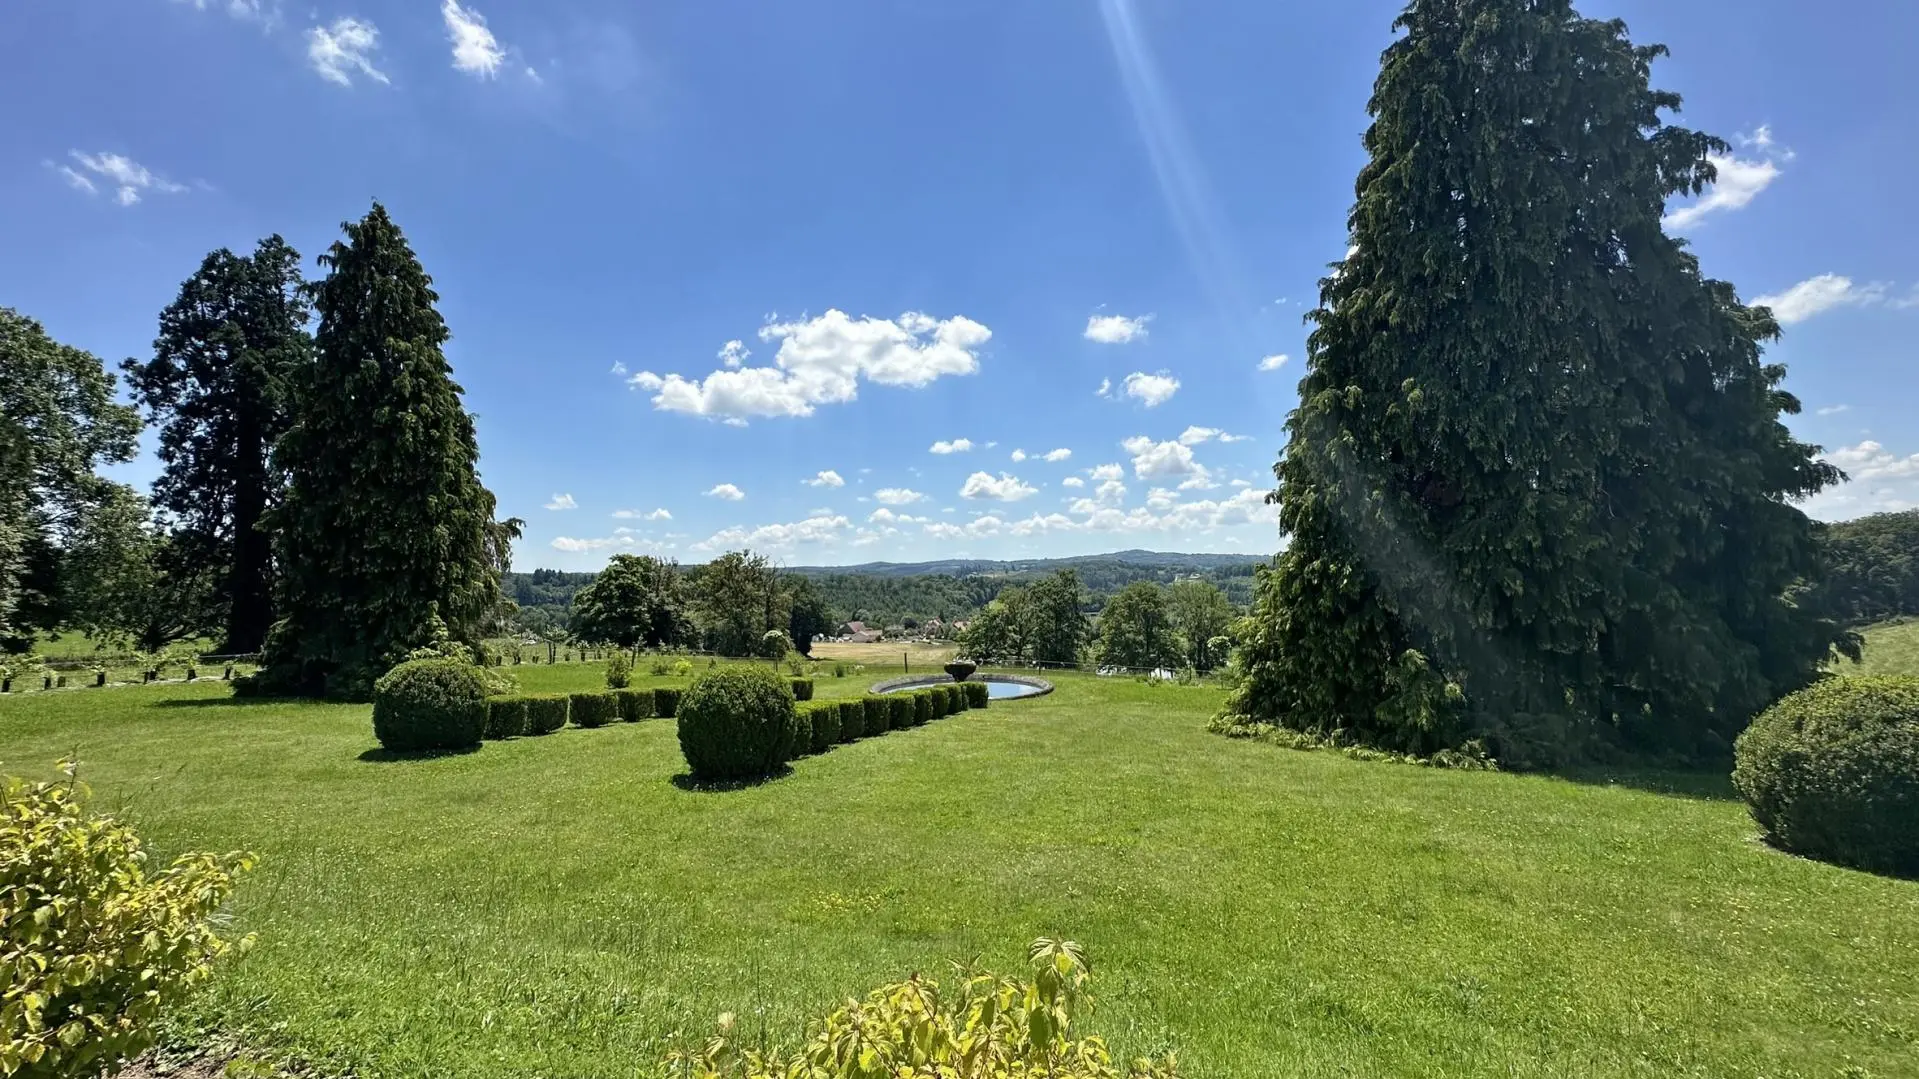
(1664, 153, 1781, 230)
(1753, 274, 1890, 325)
(1257, 353, 1290, 371)
(1121, 372, 1180, 408)
(1803, 440, 1919, 518)
(1815, 405, 1850, 417)
(1061, 476, 1086, 489)
(959, 472, 1038, 502)
(551, 535, 627, 552)
(612, 507, 672, 521)
(442, 0, 505, 77)
(1042, 448, 1072, 462)
(1009, 448, 1027, 462)
(544, 493, 577, 510)
(308, 16, 387, 86)
(929, 438, 974, 455)
(58, 151, 187, 206)
(629, 310, 989, 423)
(1089, 463, 1125, 482)
(805, 470, 845, 488)
(874, 488, 927, 505)
(1084, 313, 1152, 344)
(1122, 435, 1213, 488)
(705, 483, 745, 501)
(1095, 378, 1113, 398)
(718, 340, 750, 367)
(692, 513, 851, 552)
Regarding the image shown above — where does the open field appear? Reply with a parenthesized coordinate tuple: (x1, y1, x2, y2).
(1, 642, 1916, 1078)
(1849, 618, 1919, 679)
(808, 638, 958, 670)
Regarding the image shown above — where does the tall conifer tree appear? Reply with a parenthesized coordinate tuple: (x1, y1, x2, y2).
(255, 204, 502, 696)
(123, 237, 311, 653)
(1222, 0, 1844, 765)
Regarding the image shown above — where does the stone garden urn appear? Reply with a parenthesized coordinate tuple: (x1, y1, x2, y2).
(944, 661, 978, 682)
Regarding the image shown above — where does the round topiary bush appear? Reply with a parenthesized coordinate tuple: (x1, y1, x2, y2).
(1733, 675, 1919, 876)
(676, 666, 799, 780)
(371, 659, 489, 751)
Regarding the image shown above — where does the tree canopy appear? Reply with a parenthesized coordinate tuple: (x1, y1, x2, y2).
(1095, 581, 1182, 671)
(570, 554, 688, 648)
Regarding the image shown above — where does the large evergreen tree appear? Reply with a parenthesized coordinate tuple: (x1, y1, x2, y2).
(1222, 0, 1844, 766)
(253, 204, 503, 697)
(122, 237, 311, 653)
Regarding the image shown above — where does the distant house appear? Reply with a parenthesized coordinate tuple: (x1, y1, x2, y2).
(836, 620, 883, 644)
(839, 621, 870, 637)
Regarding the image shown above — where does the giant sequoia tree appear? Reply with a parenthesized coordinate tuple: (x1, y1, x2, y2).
(1222, 0, 1844, 766)
(254, 204, 502, 697)
(122, 237, 311, 653)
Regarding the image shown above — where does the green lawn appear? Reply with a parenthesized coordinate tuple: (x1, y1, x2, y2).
(1848, 618, 1919, 679)
(2, 652, 1916, 1078)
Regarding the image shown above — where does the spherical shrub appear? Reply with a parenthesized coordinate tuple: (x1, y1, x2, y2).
(523, 694, 569, 734)
(862, 696, 889, 738)
(888, 694, 913, 731)
(676, 666, 799, 780)
(653, 686, 683, 717)
(570, 691, 618, 729)
(485, 697, 529, 739)
(808, 701, 841, 751)
(1734, 676, 1919, 876)
(962, 681, 989, 709)
(615, 687, 655, 722)
(790, 677, 815, 701)
(371, 659, 489, 751)
(605, 650, 633, 689)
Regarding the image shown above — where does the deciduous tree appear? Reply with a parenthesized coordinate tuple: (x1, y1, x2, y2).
(1095, 581, 1182, 671)
(571, 554, 687, 648)
(1166, 577, 1236, 671)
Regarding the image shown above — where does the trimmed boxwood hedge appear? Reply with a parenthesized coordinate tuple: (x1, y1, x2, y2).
(676, 666, 798, 780)
(1733, 675, 1919, 876)
(524, 694, 569, 734)
(807, 701, 841, 751)
(614, 687, 655, 722)
(858, 697, 885, 738)
(962, 681, 989, 709)
(914, 690, 936, 724)
(791, 708, 815, 759)
(569, 691, 618, 729)
(484, 697, 528, 740)
(832, 699, 860, 739)
(790, 677, 815, 701)
(943, 684, 966, 713)
(653, 686, 683, 717)
(371, 659, 488, 751)
(889, 694, 914, 730)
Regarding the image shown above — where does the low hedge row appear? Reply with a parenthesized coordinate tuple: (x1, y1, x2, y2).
(790, 682, 985, 764)
(791, 677, 815, 701)
(481, 685, 678, 741)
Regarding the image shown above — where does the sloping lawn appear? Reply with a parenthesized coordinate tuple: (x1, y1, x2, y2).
(1, 658, 1914, 1078)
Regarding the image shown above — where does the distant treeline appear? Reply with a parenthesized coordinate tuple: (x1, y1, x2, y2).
(1809, 510, 1919, 627)
(505, 554, 1265, 634)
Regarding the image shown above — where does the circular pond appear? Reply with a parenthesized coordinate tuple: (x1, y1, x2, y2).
(870, 673, 1053, 700)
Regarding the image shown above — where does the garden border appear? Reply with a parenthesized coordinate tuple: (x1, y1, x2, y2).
(869, 672, 1054, 698)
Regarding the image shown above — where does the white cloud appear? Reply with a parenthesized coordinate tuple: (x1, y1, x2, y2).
(1230, 478, 1253, 488)
(805, 470, 845, 488)
(1122, 435, 1211, 487)
(1042, 448, 1072, 462)
(1089, 463, 1125, 482)
(1258, 353, 1290, 372)
(1663, 153, 1780, 230)
(612, 507, 672, 521)
(1179, 426, 1220, 445)
(874, 488, 926, 505)
(1061, 476, 1086, 489)
(1145, 487, 1177, 511)
(609, 361, 627, 376)
(1122, 372, 1181, 408)
(544, 493, 577, 511)
(1803, 440, 1919, 519)
(1816, 405, 1850, 417)
(551, 535, 628, 552)
(959, 472, 1038, 502)
(1007, 448, 1027, 462)
(1738, 125, 1776, 150)
(1753, 274, 1890, 325)
(1084, 313, 1152, 344)
(308, 17, 387, 86)
(692, 513, 851, 552)
(985, 487, 1275, 540)
(174, 0, 268, 19)
(929, 438, 974, 455)
(61, 151, 187, 206)
(705, 483, 745, 501)
(630, 310, 989, 423)
(718, 340, 750, 368)
(1828, 441, 1919, 482)
(442, 0, 505, 77)
(1095, 378, 1112, 398)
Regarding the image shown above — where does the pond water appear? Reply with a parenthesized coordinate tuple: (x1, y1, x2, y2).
(881, 679, 1047, 700)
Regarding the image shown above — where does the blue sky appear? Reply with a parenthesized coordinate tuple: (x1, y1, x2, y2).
(7, 0, 1917, 570)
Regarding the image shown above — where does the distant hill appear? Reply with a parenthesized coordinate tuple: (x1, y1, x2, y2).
(786, 549, 1267, 579)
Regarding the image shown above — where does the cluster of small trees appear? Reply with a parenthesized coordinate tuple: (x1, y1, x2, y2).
(569, 551, 835, 658)
(1094, 578, 1236, 673)
(1, 203, 521, 697)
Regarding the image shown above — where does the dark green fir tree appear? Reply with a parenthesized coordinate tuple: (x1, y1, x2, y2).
(1221, 0, 1846, 766)
(254, 204, 503, 697)
(122, 237, 311, 653)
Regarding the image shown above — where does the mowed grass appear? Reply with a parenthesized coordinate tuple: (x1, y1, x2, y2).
(1848, 618, 1919, 679)
(2, 653, 1917, 1078)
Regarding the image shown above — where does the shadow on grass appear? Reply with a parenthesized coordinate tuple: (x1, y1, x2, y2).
(1551, 766, 1740, 802)
(356, 744, 483, 763)
(669, 766, 792, 792)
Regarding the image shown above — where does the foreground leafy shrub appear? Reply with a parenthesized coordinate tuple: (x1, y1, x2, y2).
(862, 696, 890, 738)
(653, 686, 683, 717)
(569, 691, 618, 729)
(677, 666, 799, 780)
(523, 694, 569, 735)
(371, 659, 489, 751)
(1733, 676, 1919, 876)
(606, 650, 633, 689)
(963, 680, 990, 709)
(484, 696, 529, 739)
(807, 701, 841, 751)
(2, 762, 255, 1077)
(614, 687, 655, 722)
(790, 677, 815, 701)
(660, 937, 1178, 1079)
(889, 694, 914, 731)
